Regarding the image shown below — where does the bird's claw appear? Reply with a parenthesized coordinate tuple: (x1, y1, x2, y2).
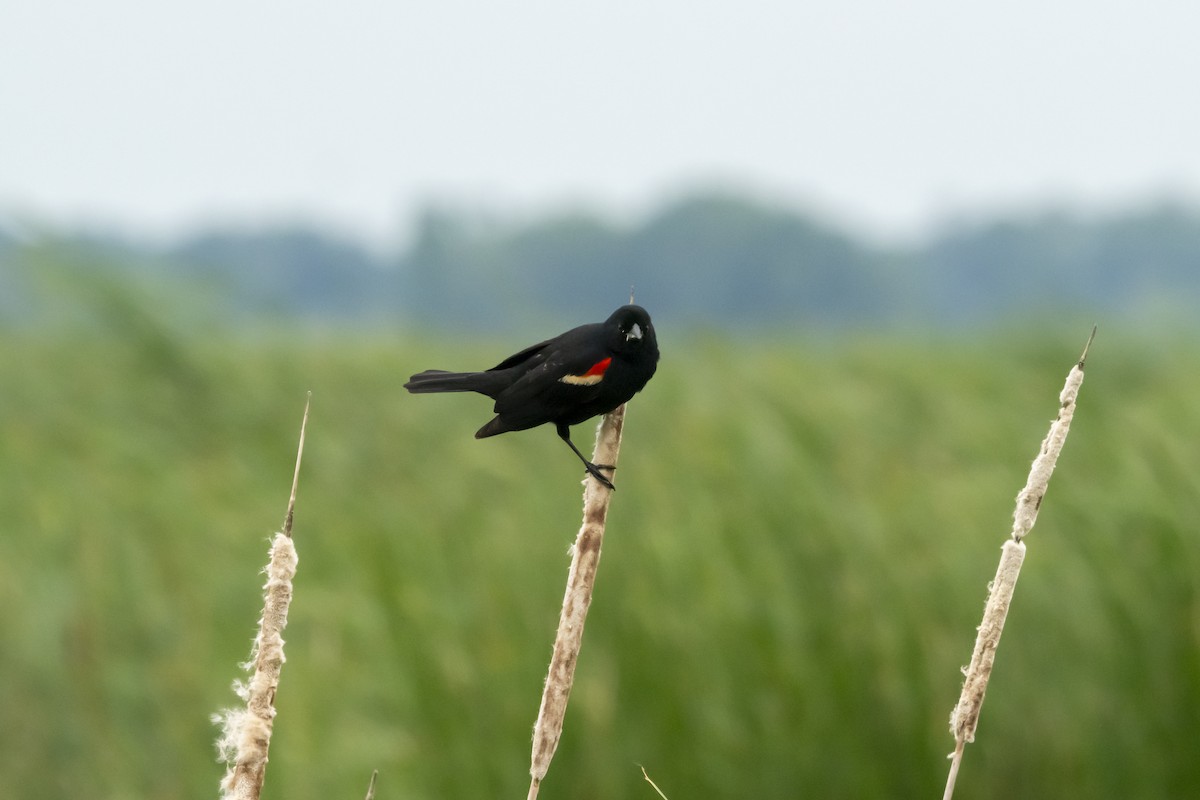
(586, 463, 616, 490)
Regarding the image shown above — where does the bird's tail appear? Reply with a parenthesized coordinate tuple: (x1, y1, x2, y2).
(404, 369, 506, 396)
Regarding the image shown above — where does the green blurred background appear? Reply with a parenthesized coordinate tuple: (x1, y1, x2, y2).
(8, 4, 1200, 796)
(2, 239, 1198, 799)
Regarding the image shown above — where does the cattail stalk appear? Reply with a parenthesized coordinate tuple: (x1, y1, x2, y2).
(214, 395, 310, 800)
(528, 404, 626, 800)
(943, 330, 1094, 800)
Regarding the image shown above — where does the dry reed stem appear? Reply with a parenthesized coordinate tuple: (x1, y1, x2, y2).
(214, 395, 310, 800)
(364, 769, 379, 800)
(527, 404, 626, 800)
(943, 330, 1094, 800)
(640, 765, 670, 799)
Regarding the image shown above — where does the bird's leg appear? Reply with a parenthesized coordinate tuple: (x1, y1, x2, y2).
(556, 423, 616, 489)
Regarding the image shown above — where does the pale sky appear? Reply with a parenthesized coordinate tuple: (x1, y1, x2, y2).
(3, 0, 1199, 245)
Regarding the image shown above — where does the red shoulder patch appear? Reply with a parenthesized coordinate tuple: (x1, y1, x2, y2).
(584, 357, 612, 377)
(560, 357, 612, 386)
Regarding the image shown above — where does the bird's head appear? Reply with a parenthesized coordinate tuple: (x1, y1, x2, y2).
(606, 304, 658, 356)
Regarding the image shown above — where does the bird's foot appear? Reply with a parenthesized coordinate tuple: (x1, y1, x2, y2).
(585, 462, 616, 490)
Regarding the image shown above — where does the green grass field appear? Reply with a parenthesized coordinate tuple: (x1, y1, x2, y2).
(2, 320, 1198, 799)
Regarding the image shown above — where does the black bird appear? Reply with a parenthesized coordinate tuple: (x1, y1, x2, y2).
(405, 305, 660, 489)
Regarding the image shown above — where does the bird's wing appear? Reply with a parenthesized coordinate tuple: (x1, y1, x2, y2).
(487, 338, 553, 371)
(487, 321, 605, 372)
(492, 332, 611, 418)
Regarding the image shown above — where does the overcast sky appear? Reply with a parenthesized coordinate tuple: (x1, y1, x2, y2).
(3, 0, 1199, 245)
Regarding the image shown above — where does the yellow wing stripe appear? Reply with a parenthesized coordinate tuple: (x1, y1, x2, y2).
(560, 372, 604, 386)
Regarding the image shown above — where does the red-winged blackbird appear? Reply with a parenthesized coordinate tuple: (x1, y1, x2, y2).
(405, 305, 659, 489)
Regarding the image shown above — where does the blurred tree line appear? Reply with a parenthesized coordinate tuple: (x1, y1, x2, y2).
(3, 190, 1199, 333)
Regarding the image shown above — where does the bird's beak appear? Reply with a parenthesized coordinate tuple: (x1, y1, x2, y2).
(627, 323, 643, 341)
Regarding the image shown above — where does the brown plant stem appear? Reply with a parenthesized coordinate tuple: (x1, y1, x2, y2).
(943, 330, 1093, 799)
(527, 404, 626, 800)
(214, 394, 310, 800)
